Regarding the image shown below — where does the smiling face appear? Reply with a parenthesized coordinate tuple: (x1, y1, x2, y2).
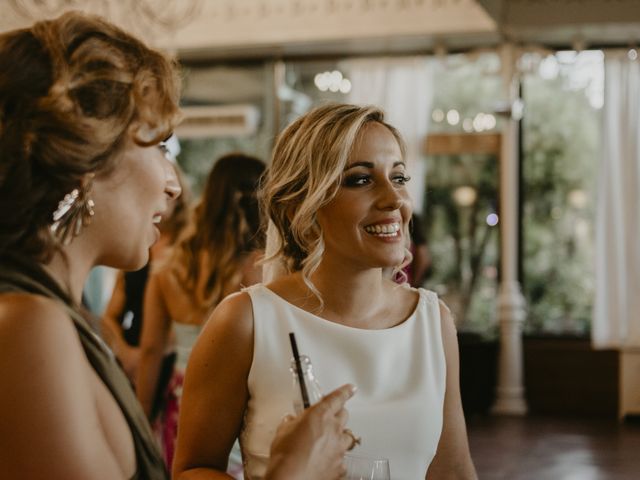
(89, 138, 181, 270)
(316, 122, 412, 271)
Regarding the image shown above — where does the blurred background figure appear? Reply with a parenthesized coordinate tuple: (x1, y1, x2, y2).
(407, 213, 432, 288)
(136, 152, 266, 472)
(392, 213, 432, 287)
(101, 157, 191, 383)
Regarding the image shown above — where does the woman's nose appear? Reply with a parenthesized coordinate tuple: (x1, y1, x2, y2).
(377, 182, 405, 211)
(165, 163, 182, 200)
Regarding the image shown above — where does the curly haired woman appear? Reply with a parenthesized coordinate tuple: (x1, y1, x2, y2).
(0, 13, 355, 480)
(136, 153, 266, 471)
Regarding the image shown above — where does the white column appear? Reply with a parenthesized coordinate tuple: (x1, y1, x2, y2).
(492, 43, 528, 415)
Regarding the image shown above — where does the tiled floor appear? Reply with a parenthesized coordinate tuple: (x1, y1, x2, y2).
(466, 415, 640, 480)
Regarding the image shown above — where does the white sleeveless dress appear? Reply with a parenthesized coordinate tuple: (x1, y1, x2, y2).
(239, 284, 446, 480)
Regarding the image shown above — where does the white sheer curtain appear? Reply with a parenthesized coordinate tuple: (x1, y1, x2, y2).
(593, 53, 640, 348)
(341, 57, 434, 213)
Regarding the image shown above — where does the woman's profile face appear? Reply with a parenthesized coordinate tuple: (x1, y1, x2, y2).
(316, 122, 412, 271)
(89, 137, 181, 270)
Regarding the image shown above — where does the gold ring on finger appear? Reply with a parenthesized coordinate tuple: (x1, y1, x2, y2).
(343, 428, 361, 451)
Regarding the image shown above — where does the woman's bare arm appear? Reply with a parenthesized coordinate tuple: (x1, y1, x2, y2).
(136, 271, 172, 418)
(173, 291, 254, 479)
(101, 272, 126, 348)
(101, 272, 139, 381)
(173, 292, 358, 480)
(425, 302, 478, 480)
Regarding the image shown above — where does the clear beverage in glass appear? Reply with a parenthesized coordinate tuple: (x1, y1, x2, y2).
(344, 453, 390, 480)
(289, 354, 323, 414)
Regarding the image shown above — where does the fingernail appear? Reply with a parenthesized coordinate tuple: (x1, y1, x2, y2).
(349, 384, 358, 395)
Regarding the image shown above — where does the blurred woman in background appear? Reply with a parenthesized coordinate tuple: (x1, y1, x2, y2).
(137, 153, 266, 471)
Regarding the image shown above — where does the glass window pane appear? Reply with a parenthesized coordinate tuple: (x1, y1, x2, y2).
(423, 52, 503, 335)
(521, 50, 602, 336)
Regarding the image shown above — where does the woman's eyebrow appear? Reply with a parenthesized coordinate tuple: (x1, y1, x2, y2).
(344, 160, 406, 171)
(344, 161, 374, 171)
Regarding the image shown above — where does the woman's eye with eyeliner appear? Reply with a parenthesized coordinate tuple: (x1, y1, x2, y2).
(157, 142, 171, 160)
(392, 174, 411, 185)
(343, 174, 371, 187)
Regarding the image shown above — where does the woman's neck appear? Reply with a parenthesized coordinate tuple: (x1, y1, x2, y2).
(306, 263, 392, 327)
(44, 245, 94, 305)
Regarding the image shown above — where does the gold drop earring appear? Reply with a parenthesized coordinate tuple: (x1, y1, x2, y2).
(50, 173, 96, 245)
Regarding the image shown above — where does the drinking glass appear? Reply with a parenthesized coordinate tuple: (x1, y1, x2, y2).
(344, 453, 390, 480)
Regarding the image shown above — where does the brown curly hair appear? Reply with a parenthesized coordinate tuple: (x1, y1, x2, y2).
(169, 153, 266, 309)
(0, 11, 182, 261)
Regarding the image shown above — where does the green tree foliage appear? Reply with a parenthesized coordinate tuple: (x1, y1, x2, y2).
(522, 59, 599, 335)
(423, 52, 600, 337)
(423, 53, 503, 336)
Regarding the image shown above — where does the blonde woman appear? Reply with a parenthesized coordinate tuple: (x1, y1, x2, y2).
(175, 104, 477, 479)
(0, 13, 357, 479)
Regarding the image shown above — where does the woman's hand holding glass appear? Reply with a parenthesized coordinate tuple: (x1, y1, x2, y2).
(265, 384, 357, 480)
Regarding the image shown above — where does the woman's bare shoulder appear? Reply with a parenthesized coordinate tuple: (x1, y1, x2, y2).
(0, 293, 88, 415)
(0, 292, 85, 373)
(0, 292, 74, 336)
(0, 293, 127, 478)
(149, 265, 192, 315)
(189, 291, 254, 359)
(186, 290, 255, 380)
(149, 261, 176, 289)
(203, 290, 254, 337)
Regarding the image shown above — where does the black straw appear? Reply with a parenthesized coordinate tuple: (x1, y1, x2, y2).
(289, 332, 310, 409)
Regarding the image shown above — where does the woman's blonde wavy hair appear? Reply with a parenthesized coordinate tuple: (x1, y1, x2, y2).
(0, 11, 181, 261)
(169, 153, 265, 310)
(260, 103, 410, 299)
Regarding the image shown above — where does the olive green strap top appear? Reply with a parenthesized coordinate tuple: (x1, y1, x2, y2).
(0, 254, 168, 480)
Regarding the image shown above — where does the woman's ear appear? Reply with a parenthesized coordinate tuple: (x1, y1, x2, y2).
(81, 172, 96, 187)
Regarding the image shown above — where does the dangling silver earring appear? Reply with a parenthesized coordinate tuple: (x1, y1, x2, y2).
(51, 173, 95, 245)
